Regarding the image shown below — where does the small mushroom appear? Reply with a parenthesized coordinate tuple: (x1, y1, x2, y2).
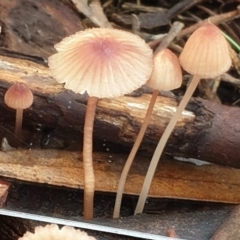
(48, 28, 153, 219)
(134, 23, 232, 214)
(18, 224, 96, 240)
(4, 82, 33, 148)
(113, 48, 182, 218)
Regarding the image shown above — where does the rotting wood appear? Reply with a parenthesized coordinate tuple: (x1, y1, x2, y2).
(0, 149, 240, 204)
(0, 54, 240, 167)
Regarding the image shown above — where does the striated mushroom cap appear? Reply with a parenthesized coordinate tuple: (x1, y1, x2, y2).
(147, 48, 182, 91)
(4, 83, 33, 110)
(179, 23, 231, 78)
(18, 224, 96, 240)
(48, 28, 153, 98)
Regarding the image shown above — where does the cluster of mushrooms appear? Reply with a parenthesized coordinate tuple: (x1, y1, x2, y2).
(48, 23, 231, 220)
(5, 23, 231, 223)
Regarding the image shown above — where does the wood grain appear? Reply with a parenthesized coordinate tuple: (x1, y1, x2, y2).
(0, 149, 240, 204)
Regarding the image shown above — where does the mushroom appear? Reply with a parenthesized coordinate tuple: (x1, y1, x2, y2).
(48, 28, 153, 219)
(18, 224, 96, 240)
(134, 23, 232, 214)
(113, 48, 182, 218)
(4, 82, 33, 148)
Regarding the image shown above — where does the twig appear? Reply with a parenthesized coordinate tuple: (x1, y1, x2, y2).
(89, 0, 111, 27)
(221, 73, 240, 87)
(148, 8, 240, 49)
(131, 14, 141, 35)
(179, 7, 240, 37)
(71, 0, 111, 27)
(154, 21, 184, 54)
(167, 0, 208, 19)
(197, 5, 240, 46)
(229, 46, 240, 75)
(122, 3, 166, 13)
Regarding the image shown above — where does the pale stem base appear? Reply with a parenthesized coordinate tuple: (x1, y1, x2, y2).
(83, 96, 98, 220)
(134, 75, 201, 214)
(113, 90, 159, 218)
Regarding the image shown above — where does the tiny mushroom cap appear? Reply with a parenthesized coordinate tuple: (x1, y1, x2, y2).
(146, 48, 182, 91)
(48, 28, 153, 98)
(179, 23, 231, 78)
(18, 224, 96, 240)
(4, 83, 33, 109)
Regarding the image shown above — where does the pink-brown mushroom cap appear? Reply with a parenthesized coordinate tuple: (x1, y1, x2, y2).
(179, 23, 231, 78)
(48, 28, 153, 98)
(147, 48, 182, 91)
(18, 224, 96, 240)
(4, 83, 33, 109)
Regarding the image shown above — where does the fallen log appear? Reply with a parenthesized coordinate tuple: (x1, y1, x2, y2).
(0, 53, 240, 167)
(0, 149, 240, 204)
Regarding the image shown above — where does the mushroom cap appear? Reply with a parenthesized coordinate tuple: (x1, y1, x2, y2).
(48, 28, 153, 98)
(18, 224, 96, 240)
(179, 23, 231, 78)
(4, 83, 33, 109)
(146, 48, 182, 91)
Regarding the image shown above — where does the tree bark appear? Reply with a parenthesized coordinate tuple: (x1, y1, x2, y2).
(0, 53, 240, 168)
(0, 0, 83, 60)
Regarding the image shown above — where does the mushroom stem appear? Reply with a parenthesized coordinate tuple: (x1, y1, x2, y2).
(15, 108, 23, 147)
(113, 90, 159, 218)
(135, 75, 201, 214)
(83, 96, 98, 220)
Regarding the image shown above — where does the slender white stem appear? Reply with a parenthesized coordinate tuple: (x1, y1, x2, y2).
(135, 75, 201, 214)
(83, 96, 98, 220)
(15, 108, 23, 148)
(113, 90, 159, 218)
